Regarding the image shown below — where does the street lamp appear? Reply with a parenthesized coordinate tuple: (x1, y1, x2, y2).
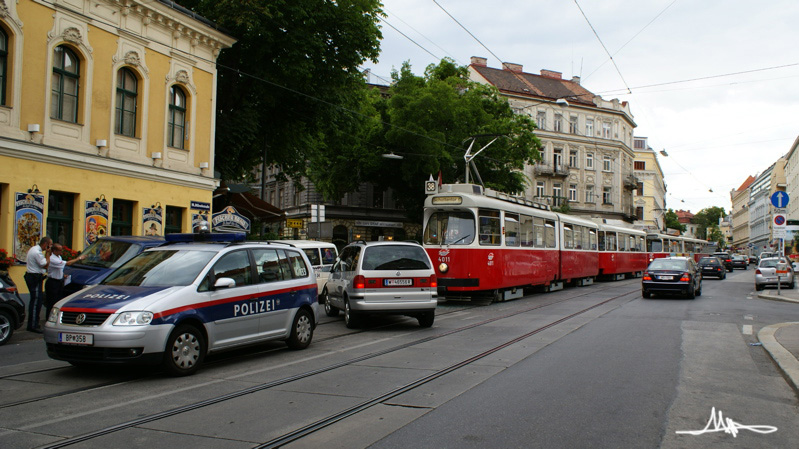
(382, 152, 404, 160)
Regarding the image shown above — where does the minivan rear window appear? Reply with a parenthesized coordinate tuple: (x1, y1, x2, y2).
(362, 246, 431, 270)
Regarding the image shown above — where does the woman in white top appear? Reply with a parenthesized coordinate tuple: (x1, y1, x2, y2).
(45, 244, 86, 319)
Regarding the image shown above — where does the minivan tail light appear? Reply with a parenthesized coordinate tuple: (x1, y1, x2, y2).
(353, 275, 366, 290)
(430, 275, 437, 288)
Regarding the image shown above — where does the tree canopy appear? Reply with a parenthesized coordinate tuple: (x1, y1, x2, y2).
(179, 0, 384, 182)
(664, 209, 685, 233)
(693, 206, 727, 240)
(308, 59, 543, 220)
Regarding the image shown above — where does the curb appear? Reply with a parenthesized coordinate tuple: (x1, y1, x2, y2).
(756, 293, 799, 304)
(759, 323, 799, 396)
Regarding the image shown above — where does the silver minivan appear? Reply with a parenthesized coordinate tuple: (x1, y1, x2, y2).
(323, 241, 437, 328)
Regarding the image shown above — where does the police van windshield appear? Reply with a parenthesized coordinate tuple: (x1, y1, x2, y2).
(103, 250, 216, 287)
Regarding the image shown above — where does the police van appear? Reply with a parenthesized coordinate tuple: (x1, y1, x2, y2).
(44, 232, 318, 376)
(273, 240, 338, 292)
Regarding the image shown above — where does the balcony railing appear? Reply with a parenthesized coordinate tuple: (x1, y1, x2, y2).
(623, 174, 638, 189)
(533, 163, 570, 178)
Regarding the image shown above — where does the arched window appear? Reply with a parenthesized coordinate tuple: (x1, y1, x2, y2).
(0, 28, 7, 106)
(115, 68, 138, 137)
(168, 85, 186, 149)
(51, 45, 80, 123)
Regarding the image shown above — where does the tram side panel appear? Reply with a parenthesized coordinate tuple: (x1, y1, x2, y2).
(503, 247, 560, 289)
(598, 251, 648, 276)
(560, 249, 599, 282)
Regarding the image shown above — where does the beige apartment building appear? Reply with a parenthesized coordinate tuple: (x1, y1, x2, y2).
(468, 57, 638, 223)
(632, 137, 666, 232)
(730, 176, 754, 254)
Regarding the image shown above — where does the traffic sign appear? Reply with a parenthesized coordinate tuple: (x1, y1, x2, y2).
(774, 214, 786, 226)
(771, 191, 790, 208)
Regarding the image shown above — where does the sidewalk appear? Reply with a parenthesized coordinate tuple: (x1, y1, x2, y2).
(756, 287, 799, 395)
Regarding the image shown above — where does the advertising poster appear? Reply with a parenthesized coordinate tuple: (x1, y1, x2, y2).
(84, 200, 109, 246)
(192, 212, 210, 232)
(212, 206, 250, 233)
(14, 192, 45, 263)
(142, 207, 163, 236)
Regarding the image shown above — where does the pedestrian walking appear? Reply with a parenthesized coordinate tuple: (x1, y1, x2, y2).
(24, 236, 52, 333)
(45, 244, 86, 319)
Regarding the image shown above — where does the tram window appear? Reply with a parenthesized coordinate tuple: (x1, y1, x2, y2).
(478, 209, 501, 246)
(598, 231, 606, 251)
(637, 237, 644, 251)
(534, 218, 545, 248)
(520, 215, 534, 247)
(617, 233, 627, 251)
(544, 220, 556, 248)
(563, 225, 574, 249)
(504, 213, 520, 247)
(573, 226, 583, 249)
(606, 233, 617, 251)
(424, 211, 475, 245)
(590, 229, 597, 250)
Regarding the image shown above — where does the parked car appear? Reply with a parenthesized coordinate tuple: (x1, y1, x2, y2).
(731, 255, 749, 270)
(274, 240, 338, 294)
(62, 236, 165, 297)
(0, 271, 25, 345)
(711, 252, 734, 272)
(759, 251, 776, 262)
(45, 232, 318, 376)
(755, 257, 795, 291)
(749, 255, 758, 265)
(323, 240, 437, 328)
(642, 256, 702, 299)
(697, 256, 726, 279)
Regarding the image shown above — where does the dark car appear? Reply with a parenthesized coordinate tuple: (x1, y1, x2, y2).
(0, 271, 25, 345)
(697, 256, 726, 279)
(711, 252, 734, 272)
(642, 257, 702, 299)
(62, 236, 164, 297)
(749, 255, 758, 265)
(731, 255, 748, 270)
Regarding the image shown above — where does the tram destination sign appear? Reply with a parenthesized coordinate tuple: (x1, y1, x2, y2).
(431, 196, 463, 205)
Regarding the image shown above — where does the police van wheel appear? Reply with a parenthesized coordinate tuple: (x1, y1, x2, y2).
(163, 325, 206, 376)
(287, 309, 313, 350)
(323, 289, 339, 317)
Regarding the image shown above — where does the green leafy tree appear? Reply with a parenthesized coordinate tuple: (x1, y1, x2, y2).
(664, 209, 685, 233)
(706, 224, 725, 248)
(311, 59, 542, 220)
(178, 0, 384, 182)
(693, 206, 726, 239)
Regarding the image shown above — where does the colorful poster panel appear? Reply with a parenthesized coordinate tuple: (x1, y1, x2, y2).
(143, 207, 163, 236)
(14, 192, 45, 263)
(192, 212, 211, 232)
(84, 200, 109, 247)
(212, 206, 251, 232)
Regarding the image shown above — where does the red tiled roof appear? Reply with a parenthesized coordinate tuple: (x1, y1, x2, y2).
(471, 64, 596, 106)
(736, 175, 756, 191)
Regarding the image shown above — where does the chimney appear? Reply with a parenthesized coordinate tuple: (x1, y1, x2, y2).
(502, 62, 523, 72)
(571, 75, 581, 85)
(470, 56, 488, 67)
(540, 69, 562, 79)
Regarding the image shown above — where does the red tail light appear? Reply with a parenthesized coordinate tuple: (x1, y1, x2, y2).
(4, 286, 16, 293)
(755, 269, 761, 275)
(679, 272, 691, 282)
(642, 272, 652, 281)
(353, 275, 365, 290)
(430, 275, 437, 288)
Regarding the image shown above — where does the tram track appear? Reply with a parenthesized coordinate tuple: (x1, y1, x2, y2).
(35, 282, 637, 448)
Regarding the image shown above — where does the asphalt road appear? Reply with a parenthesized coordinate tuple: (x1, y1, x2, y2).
(1, 268, 798, 448)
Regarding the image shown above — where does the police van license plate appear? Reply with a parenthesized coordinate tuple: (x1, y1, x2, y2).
(385, 278, 413, 286)
(59, 332, 93, 345)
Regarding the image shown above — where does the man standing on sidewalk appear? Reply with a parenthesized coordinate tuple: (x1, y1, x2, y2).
(45, 243, 85, 318)
(24, 236, 52, 333)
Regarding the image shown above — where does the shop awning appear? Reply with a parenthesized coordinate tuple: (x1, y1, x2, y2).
(213, 188, 285, 223)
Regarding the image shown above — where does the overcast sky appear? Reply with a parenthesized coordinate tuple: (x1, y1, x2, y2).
(361, 0, 799, 215)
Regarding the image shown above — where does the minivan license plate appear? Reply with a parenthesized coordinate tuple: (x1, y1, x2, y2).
(59, 332, 93, 346)
(385, 278, 413, 286)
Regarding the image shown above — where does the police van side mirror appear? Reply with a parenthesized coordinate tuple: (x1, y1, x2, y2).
(214, 277, 236, 289)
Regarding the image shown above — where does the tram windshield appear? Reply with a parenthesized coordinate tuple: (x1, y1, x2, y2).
(424, 211, 476, 245)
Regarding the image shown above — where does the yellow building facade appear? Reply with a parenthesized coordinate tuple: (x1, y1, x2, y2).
(0, 0, 235, 290)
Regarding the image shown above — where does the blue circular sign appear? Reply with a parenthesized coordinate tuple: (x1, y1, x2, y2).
(775, 215, 786, 226)
(771, 191, 790, 208)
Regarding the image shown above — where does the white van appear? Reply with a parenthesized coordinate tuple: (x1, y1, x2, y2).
(274, 240, 338, 292)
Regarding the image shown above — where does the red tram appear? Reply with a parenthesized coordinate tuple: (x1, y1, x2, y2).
(645, 233, 711, 262)
(422, 182, 704, 301)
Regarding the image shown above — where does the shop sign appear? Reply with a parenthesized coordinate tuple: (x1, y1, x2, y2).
(14, 192, 44, 263)
(84, 200, 109, 247)
(354, 220, 403, 228)
(143, 207, 163, 236)
(212, 206, 251, 232)
(287, 218, 303, 228)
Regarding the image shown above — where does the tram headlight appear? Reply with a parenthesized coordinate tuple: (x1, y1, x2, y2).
(438, 262, 449, 273)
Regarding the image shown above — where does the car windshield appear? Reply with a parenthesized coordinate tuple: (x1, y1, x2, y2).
(424, 211, 476, 245)
(759, 259, 783, 268)
(362, 245, 431, 270)
(73, 240, 141, 269)
(698, 258, 719, 266)
(103, 249, 216, 287)
(648, 259, 688, 271)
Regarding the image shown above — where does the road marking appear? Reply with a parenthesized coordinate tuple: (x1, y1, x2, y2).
(742, 324, 753, 335)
